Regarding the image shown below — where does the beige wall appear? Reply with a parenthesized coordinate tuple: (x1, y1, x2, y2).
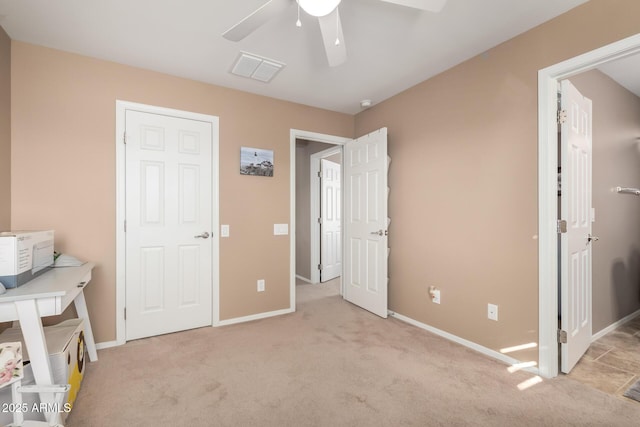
(7, 0, 640, 361)
(354, 0, 640, 363)
(570, 70, 640, 333)
(325, 152, 342, 165)
(10, 42, 353, 342)
(0, 26, 9, 230)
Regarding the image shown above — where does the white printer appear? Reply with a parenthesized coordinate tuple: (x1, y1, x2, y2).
(0, 230, 54, 288)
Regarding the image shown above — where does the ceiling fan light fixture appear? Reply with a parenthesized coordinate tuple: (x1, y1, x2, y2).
(297, 0, 341, 17)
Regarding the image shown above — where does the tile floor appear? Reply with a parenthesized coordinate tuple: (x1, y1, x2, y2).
(567, 316, 640, 401)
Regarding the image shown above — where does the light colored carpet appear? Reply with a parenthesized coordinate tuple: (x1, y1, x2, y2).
(67, 281, 640, 426)
(624, 378, 640, 402)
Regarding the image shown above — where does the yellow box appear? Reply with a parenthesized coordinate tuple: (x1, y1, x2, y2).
(0, 318, 86, 423)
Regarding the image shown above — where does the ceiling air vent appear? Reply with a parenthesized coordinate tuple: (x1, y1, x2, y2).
(230, 52, 285, 83)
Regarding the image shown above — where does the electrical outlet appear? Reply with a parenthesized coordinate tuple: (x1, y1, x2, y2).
(432, 289, 441, 304)
(488, 303, 498, 321)
(428, 286, 441, 304)
(257, 279, 265, 292)
(274, 224, 289, 235)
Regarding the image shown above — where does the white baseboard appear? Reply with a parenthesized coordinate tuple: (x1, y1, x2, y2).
(295, 275, 313, 284)
(389, 311, 539, 376)
(97, 308, 296, 348)
(216, 307, 294, 327)
(592, 307, 640, 342)
(95, 340, 120, 350)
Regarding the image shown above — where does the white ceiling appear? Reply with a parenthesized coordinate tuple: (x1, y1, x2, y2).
(599, 54, 640, 98)
(0, 0, 590, 114)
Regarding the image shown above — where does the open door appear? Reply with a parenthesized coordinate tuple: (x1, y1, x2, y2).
(320, 158, 342, 282)
(343, 128, 389, 318)
(559, 79, 593, 373)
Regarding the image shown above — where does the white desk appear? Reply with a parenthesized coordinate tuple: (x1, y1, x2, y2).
(0, 263, 98, 393)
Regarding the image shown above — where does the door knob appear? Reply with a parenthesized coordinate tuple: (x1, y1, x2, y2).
(587, 234, 599, 243)
(194, 232, 210, 239)
(370, 230, 388, 236)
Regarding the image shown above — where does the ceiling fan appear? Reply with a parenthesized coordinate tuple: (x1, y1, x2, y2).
(222, 0, 448, 67)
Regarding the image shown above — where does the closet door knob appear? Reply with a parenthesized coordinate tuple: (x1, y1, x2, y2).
(587, 234, 599, 243)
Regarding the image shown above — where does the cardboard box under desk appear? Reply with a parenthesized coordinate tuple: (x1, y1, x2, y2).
(0, 318, 86, 424)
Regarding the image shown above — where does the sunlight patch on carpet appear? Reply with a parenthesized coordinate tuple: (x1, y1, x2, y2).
(517, 376, 543, 391)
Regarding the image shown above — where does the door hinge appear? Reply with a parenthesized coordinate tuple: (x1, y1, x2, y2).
(318, 171, 322, 178)
(557, 219, 567, 234)
(318, 264, 322, 270)
(124, 220, 127, 232)
(557, 109, 567, 125)
(557, 329, 567, 344)
(124, 307, 127, 320)
(123, 131, 127, 144)
(318, 217, 322, 224)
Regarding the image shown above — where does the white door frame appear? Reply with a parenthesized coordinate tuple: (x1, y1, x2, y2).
(538, 33, 640, 378)
(290, 129, 351, 310)
(310, 146, 342, 284)
(116, 100, 220, 346)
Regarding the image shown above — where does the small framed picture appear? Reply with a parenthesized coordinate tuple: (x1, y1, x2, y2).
(240, 147, 274, 177)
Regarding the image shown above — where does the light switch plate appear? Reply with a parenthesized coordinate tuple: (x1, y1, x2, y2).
(488, 303, 498, 321)
(274, 224, 289, 235)
(221, 224, 230, 237)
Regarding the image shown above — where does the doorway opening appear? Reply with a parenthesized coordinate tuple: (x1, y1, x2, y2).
(556, 63, 640, 390)
(289, 127, 389, 317)
(311, 146, 343, 284)
(291, 130, 350, 309)
(538, 33, 640, 378)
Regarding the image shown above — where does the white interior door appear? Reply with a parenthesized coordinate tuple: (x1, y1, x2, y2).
(344, 128, 389, 318)
(560, 79, 593, 373)
(321, 158, 342, 282)
(125, 109, 213, 341)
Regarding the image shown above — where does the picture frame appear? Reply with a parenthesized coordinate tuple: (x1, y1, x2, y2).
(240, 147, 274, 177)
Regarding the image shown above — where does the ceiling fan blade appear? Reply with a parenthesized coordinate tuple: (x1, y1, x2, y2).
(379, 0, 448, 12)
(318, 10, 347, 67)
(222, 0, 291, 42)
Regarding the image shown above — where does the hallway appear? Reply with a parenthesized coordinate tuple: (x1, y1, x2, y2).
(568, 316, 640, 401)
